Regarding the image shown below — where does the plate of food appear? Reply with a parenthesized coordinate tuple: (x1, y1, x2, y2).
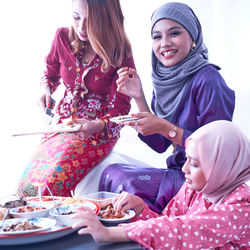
(98, 204, 136, 224)
(12, 123, 82, 137)
(9, 203, 54, 218)
(110, 115, 141, 124)
(0, 218, 56, 235)
(0, 222, 78, 246)
(26, 196, 62, 206)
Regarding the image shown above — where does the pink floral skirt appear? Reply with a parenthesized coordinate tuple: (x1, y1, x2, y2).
(18, 133, 116, 197)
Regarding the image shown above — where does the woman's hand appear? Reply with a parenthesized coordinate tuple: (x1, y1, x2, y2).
(72, 206, 129, 243)
(121, 112, 165, 136)
(38, 85, 54, 111)
(112, 191, 146, 216)
(71, 206, 110, 242)
(72, 118, 104, 139)
(116, 67, 150, 112)
(116, 67, 143, 100)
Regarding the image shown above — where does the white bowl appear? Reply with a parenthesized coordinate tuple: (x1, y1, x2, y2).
(10, 203, 54, 218)
(26, 196, 62, 206)
(49, 201, 99, 226)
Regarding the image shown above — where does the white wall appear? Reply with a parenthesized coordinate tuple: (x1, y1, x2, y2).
(0, 0, 249, 196)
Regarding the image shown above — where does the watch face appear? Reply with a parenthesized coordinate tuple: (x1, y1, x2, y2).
(169, 129, 177, 138)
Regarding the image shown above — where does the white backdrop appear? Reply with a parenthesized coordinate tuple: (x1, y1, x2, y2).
(0, 0, 249, 196)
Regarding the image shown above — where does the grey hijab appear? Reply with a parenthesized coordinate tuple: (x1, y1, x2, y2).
(151, 2, 210, 121)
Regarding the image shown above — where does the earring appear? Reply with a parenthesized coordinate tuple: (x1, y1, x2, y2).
(191, 42, 196, 51)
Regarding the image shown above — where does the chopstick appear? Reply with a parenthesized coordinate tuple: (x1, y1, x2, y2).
(46, 185, 57, 207)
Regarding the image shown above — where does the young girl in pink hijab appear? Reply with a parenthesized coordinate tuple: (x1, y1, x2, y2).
(72, 120, 250, 249)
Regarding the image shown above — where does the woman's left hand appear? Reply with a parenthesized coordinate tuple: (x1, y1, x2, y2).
(72, 118, 103, 140)
(71, 206, 110, 242)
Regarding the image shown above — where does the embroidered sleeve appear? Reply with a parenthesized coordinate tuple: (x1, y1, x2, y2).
(40, 28, 64, 94)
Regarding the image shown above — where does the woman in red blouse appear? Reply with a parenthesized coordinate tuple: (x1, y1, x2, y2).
(18, 0, 135, 197)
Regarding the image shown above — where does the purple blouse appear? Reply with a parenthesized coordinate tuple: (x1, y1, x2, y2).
(139, 65, 235, 168)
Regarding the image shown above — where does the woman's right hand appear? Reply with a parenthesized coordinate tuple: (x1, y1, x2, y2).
(112, 191, 146, 216)
(116, 67, 143, 100)
(38, 85, 54, 111)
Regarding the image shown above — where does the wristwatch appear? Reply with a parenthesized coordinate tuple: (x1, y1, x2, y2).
(168, 126, 178, 139)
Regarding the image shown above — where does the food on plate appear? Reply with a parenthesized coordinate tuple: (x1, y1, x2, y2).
(110, 115, 141, 124)
(3, 220, 40, 232)
(17, 205, 46, 213)
(62, 118, 74, 126)
(99, 204, 124, 219)
(61, 197, 86, 206)
(27, 196, 61, 203)
(57, 209, 76, 215)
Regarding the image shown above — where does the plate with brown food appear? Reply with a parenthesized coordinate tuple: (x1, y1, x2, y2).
(98, 204, 135, 223)
(110, 115, 141, 124)
(0, 218, 56, 235)
(10, 203, 54, 218)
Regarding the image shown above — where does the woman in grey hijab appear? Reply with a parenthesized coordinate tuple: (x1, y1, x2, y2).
(99, 2, 235, 213)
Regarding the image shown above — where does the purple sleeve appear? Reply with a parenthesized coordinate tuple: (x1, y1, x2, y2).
(138, 66, 235, 151)
(181, 66, 235, 145)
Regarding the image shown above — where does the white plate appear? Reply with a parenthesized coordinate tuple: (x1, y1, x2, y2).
(0, 218, 56, 235)
(12, 124, 82, 136)
(110, 115, 140, 124)
(0, 224, 78, 246)
(98, 209, 136, 224)
(10, 203, 54, 219)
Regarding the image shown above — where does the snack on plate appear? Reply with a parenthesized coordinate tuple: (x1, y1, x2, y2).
(62, 118, 74, 126)
(26, 196, 61, 205)
(17, 205, 46, 213)
(61, 197, 86, 206)
(99, 204, 124, 219)
(3, 220, 39, 232)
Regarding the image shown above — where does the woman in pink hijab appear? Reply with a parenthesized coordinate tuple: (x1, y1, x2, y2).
(72, 120, 250, 249)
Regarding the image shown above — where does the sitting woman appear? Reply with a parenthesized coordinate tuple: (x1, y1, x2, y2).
(99, 2, 235, 213)
(18, 0, 134, 197)
(72, 120, 250, 249)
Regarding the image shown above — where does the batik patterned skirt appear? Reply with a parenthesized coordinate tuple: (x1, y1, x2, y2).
(18, 132, 116, 197)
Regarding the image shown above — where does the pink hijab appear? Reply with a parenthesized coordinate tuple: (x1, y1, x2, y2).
(186, 120, 250, 205)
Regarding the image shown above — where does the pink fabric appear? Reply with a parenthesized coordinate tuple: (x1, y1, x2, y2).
(18, 27, 135, 197)
(121, 183, 250, 249)
(120, 121, 250, 249)
(186, 120, 250, 205)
